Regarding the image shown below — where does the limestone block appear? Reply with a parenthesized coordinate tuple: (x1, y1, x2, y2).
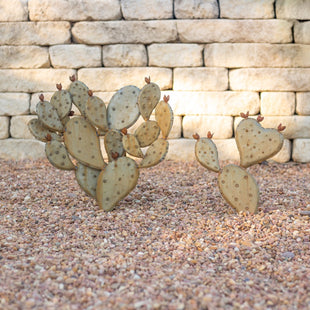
(0, 139, 45, 160)
(220, 0, 274, 19)
(0, 22, 71, 45)
(121, 0, 173, 20)
(174, 0, 219, 19)
(230, 69, 310, 91)
(182, 116, 233, 139)
(173, 68, 228, 91)
(50, 45, 101, 69)
(102, 44, 147, 67)
(296, 92, 310, 115)
(127, 115, 182, 139)
(148, 44, 203, 67)
(10, 115, 37, 139)
(234, 116, 310, 139)
(0, 69, 76, 92)
(78, 68, 172, 91)
(292, 139, 310, 163)
(269, 139, 291, 163)
(0, 0, 28, 21)
(276, 0, 310, 20)
(72, 21, 177, 44)
(166, 138, 239, 162)
(295, 22, 310, 44)
(0, 93, 30, 116)
(261, 92, 295, 116)
(28, 0, 121, 21)
(0, 46, 49, 69)
(204, 43, 310, 68)
(177, 20, 293, 43)
(0, 117, 9, 139)
(161, 91, 259, 116)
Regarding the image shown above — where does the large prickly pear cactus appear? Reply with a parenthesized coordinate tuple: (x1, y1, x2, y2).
(194, 112, 286, 214)
(28, 76, 174, 211)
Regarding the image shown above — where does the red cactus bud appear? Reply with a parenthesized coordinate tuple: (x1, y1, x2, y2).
(111, 152, 119, 160)
(257, 115, 264, 122)
(207, 131, 214, 139)
(145, 76, 151, 84)
(88, 90, 93, 97)
(163, 95, 170, 103)
(69, 75, 76, 82)
(277, 123, 286, 132)
(45, 134, 52, 141)
(193, 133, 200, 140)
(240, 111, 249, 119)
(39, 94, 44, 102)
(56, 83, 62, 91)
(68, 110, 75, 116)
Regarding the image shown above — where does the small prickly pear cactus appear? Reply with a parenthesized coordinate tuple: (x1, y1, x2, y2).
(194, 112, 286, 214)
(28, 76, 174, 211)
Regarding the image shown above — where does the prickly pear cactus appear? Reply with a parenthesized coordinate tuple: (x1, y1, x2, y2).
(194, 113, 286, 214)
(28, 76, 174, 211)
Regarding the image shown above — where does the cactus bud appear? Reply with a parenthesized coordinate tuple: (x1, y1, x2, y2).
(193, 133, 200, 140)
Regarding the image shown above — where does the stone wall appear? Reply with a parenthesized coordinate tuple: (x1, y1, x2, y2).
(0, 0, 309, 162)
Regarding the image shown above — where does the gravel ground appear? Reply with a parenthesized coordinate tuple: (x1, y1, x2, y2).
(0, 159, 309, 310)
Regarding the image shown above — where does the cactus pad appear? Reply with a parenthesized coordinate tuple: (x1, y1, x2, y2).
(195, 138, 220, 173)
(64, 117, 106, 170)
(28, 119, 62, 142)
(122, 133, 144, 158)
(75, 163, 101, 198)
(85, 94, 108, 132)
(218, 164, 259, 214)
(36, 100, 64, 132)
(236, 118, 284, 168)
(96, 157, 139, 211)
(135, 120, 160, 147)
(104, 129, 125, 162)
(139, 138, 168, 168)
(107, 85, 140, 130)
(50, 88, 72, 119)
(45, 140, 75, 170)
(155, 99, 174, 139)
(69, 79, 89, 115)
(138, 81, 161, 121)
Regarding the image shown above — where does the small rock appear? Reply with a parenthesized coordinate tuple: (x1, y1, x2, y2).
(282, 251, 295, 259)
(300, 211, 310, 216)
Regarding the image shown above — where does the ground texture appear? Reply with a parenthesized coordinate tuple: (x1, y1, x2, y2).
(0, 159, 309, 310)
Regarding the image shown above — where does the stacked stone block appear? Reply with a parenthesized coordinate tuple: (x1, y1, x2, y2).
(0, 0, 309, 162)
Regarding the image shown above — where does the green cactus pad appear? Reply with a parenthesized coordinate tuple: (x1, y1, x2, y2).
(28, 118, 63, 142)
(134, 120, 160, 148)
(139, 138, 168, 168)
(155, 100, 174, 140)
(64, 117, 106, 170)
(107, 85, 140, 130)
(85, 95, 108, 131)
(138, 82, 161, 121)
(104, 129, 125, 162)
(45, 140, 75, 170)
(75, 162, 101, 198)
(50, 89, 72, 119)
(218, 164, 259, 214)
(236, 118, 284, 168)
(122, 134, 144, 159)
(36, 100, 64, 132)
(96, 157, 139, 211)
(69, 80, 89, 116)
(195, 138, 220, 173)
